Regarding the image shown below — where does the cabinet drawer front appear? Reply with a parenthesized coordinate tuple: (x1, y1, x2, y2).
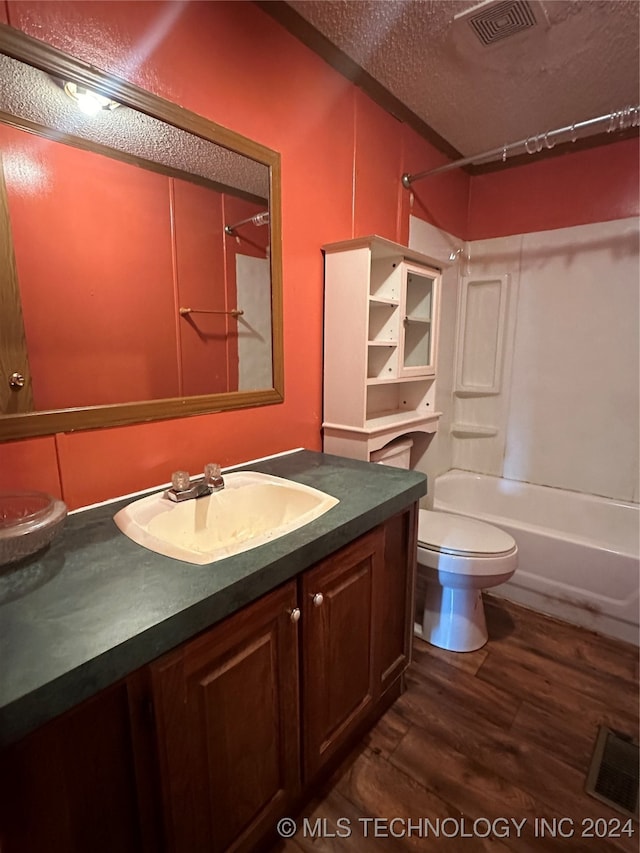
(301, 527, 384, 781)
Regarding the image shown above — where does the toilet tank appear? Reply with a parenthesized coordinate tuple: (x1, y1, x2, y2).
(370, 437, 413, 470)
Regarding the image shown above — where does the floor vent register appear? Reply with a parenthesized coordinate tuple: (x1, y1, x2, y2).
(585, 726, 639, 820)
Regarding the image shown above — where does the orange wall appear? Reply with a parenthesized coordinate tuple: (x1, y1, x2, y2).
(1, 0, 467, 508)
(468, 137, 639, 240)
(4, 2, 634, 510)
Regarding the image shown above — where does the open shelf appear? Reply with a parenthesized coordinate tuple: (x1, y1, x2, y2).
(367, 374, 430, 386)
(368, 301, 399, 344)
(369, 295, 399, 306)
(451, 423, 499, 438)
(367, 345, 398, 380)
(366, 378, 435, 422)
(364, 410, 440, 431)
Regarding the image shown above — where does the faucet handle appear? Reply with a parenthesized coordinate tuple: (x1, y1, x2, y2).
(204, 463, 223, 488)
(171, 470, 191, 491)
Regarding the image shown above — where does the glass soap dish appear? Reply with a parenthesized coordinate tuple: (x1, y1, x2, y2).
(0, 491, 67, 566)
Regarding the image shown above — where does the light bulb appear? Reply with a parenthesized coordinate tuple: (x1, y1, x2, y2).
(75, 91, 104, 116)
(63, 81, 120, 115)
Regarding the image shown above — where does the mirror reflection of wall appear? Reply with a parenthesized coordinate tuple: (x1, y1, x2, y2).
(0, 34, 282, 437)
(1, 121, 269, 410)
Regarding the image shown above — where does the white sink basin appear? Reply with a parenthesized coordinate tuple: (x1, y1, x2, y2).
(114, 471, 339, 565)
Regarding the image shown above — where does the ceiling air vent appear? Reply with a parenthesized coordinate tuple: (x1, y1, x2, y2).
(454, 0, 548, 49)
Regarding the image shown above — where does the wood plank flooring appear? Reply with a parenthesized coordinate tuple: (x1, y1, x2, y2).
(272, 596, 639, 852)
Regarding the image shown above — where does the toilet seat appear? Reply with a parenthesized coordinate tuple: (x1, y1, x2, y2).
(418, 509, 516, 558)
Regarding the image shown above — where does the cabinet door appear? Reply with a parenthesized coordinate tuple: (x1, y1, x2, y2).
(301, 526, 384, 781)
(149, 581, 300, 853)
(398, 263, 439, 377)
(0, 680, 150, 853)
(375, 506, 417, 694)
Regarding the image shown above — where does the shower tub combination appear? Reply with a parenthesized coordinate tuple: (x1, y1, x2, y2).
(432, 470, 639, 645)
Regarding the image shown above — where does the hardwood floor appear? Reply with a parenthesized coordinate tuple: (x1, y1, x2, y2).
(271, 596, 639, 852)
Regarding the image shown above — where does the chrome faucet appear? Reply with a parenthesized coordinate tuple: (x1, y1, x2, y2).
(165, 463, 224, 502)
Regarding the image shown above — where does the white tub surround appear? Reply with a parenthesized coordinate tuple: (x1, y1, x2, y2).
(434, 469, 639, 645)
(433, 217, 639, 503)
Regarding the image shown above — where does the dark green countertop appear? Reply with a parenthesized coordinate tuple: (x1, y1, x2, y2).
(0, 450, 426, 747)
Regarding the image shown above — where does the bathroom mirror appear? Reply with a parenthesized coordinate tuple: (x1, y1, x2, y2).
(0, 25, 283, 441)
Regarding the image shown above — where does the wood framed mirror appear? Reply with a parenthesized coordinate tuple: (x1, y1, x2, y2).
(0, 23, 284, 441)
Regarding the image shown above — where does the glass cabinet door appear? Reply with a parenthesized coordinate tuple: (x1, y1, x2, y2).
(399, 264, 438, 376)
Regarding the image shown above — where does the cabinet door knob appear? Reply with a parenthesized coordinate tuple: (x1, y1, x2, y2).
(9, 372, 25, 390)
(312, 593, 324, 607)
(289, 607, 301, 623)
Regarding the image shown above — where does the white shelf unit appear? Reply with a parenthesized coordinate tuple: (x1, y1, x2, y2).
(322, 235, 442, 462)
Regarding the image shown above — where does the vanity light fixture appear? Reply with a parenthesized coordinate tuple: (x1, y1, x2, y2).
(63, 81, 120, 116)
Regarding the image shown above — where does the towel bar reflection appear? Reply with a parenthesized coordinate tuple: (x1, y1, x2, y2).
(179, 307, 244, 317)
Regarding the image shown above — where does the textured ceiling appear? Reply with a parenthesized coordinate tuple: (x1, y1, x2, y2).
(285, 0, 640, 160)
(0, 53, 269, 200)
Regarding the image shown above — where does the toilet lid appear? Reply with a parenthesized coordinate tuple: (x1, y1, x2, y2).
(418, 509, 516, 557)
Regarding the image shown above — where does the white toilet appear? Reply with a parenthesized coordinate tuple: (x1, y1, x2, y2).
(370, 438, 518, 653)
(417, 509, 518, 652)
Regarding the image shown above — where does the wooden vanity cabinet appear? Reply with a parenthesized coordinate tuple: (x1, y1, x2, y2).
(0, 505, 417, 853)
(144, 506, 417, 851)
(148, 580, 301, 853)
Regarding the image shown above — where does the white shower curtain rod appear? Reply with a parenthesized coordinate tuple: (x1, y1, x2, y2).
(401, 105, 640, 188)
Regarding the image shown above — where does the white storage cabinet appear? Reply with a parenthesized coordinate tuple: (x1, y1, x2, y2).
(322, 235, 442, 461)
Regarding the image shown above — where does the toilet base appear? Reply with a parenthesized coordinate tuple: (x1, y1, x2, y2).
(422, 585, 488, 652)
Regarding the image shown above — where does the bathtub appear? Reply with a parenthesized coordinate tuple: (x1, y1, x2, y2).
(432, 469, 640, 645)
